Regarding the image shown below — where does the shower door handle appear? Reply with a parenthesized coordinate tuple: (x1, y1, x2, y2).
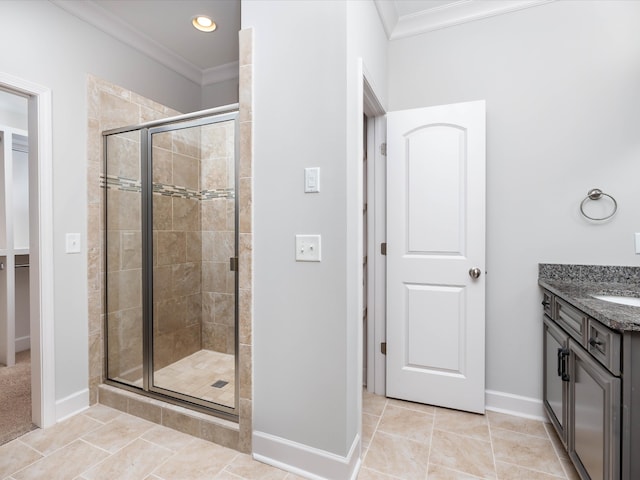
(230, 257, 238, 272)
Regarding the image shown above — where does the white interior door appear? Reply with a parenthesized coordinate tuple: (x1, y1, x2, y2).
(386, 100, 486, 413)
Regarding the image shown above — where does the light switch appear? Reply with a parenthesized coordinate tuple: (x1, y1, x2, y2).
(304, 167, 320, 193)
(66, 233, 81, 254)
(635, 233, 640, 254)
(295, 234, 321, 262)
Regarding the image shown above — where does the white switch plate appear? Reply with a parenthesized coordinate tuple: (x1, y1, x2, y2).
(295, 234, 321, 262)
(635, 233, 640, 254)
(66, 233, 81, 254)
(304, 167, 320, 193)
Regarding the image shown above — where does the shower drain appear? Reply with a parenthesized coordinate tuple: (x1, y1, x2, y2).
(211, 380, 229, 388)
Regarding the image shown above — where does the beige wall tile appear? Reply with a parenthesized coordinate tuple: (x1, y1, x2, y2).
(161, 406, 200, 437)
(152, 194, 173, 230)
(239, 65, 252, 123)
(173, 197, 200, 231)
(121, 231, 142, 269)
(173, 152, 200, 190)
(239, 121, 252, 179)
(239, 177, 252, 234)
(156, 231, 186, 266)
(99, 91, 140, 131)
(202, 199, 229, 232)
(105, 133, 140, 181)
(186, 231, 202, 262)
(152, 147, 173, 185)
(172, 127, 201, 158)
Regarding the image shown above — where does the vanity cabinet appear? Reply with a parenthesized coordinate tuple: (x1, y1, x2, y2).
(542, 291, 622, 480)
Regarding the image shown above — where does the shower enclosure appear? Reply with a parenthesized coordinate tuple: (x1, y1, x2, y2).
(103, 106, 239, 417)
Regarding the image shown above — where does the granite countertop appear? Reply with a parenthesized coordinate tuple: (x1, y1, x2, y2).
(539, 264, 640, 332)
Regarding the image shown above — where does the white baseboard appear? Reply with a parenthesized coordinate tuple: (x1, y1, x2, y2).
(55, 388, 90, 422)
(15, 335, 30, 352)
(485, 389, 546, 421)
(253, 431, 361, 480)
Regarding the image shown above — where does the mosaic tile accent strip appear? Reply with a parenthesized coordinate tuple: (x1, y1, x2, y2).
(101, 174, 235, 199)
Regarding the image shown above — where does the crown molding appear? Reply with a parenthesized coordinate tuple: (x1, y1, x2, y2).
(51, 0, 236, 86)
(375, 0, 556, 40)
(202, 61, 239, 86)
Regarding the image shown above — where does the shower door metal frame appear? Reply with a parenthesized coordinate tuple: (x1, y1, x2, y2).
(103, 104, 240, 420)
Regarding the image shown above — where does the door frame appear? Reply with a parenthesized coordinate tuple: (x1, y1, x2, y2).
(362, 73, 386, 396)
(0, 72, 55, 428)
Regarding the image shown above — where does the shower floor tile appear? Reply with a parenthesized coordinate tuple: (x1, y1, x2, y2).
(154, 349, 235, 408)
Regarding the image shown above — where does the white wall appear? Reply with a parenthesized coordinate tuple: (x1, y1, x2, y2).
(202, 77, 239, 109)
(0, 1, 201, 414)
(388, 1, 640, 406)
(243, 0, 386, 471)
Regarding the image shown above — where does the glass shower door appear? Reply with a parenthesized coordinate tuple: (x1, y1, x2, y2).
(148, 115, 238, 411)
(104, 129, 144, 388)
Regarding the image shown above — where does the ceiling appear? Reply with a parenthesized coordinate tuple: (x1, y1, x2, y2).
(43, 1, 553, 88)
(375, 0, 554, 39)
(53, 0, 241, 86)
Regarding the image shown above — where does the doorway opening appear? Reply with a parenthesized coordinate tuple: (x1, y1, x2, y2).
(0, 73, 55, 432)
(362, 77, 386, 397)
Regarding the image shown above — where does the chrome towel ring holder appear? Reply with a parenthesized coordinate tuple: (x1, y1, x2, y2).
(580, 188, 617, 221)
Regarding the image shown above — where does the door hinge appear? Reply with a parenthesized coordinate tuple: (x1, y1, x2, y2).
(381, 342, 387, 355)
(381, 242, 387, 255)
(380, 143, 387, 156)
(229, 256, 238, 272)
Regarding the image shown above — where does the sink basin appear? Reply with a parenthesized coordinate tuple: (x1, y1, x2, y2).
(592, 295, 640, 307)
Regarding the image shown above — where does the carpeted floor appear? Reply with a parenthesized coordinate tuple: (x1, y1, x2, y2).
(0, 350, 35, 445)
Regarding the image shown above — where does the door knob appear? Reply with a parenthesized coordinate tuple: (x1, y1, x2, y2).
(469, 268, 481, 279)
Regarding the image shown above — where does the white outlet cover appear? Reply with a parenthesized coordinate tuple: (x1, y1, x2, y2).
(295, 234, 321, 262)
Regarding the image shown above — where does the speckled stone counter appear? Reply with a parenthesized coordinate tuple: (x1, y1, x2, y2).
(539, 263, 640, 332)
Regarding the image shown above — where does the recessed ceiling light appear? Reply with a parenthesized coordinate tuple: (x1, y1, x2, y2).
(192, 15, 217, 32)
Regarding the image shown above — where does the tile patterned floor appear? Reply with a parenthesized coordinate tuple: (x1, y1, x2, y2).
(361, 390, 580, 480)
(0, 391, 580, 480)
(153, 350, 235, 408)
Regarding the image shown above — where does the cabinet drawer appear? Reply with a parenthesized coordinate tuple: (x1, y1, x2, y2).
(587, 319, 621, 375)
(555, 298, 587, 344)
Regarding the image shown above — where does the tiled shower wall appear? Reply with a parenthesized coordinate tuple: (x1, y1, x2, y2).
(200, 122, 236, 356)
(87, 74, 182, 396)
(152, 127, 203, 371)
(87, 25, 253, 451)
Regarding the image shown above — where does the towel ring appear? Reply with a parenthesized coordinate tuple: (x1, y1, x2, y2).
(580, 188, 617, 221)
